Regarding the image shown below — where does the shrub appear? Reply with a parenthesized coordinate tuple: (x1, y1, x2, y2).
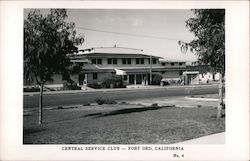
(152, 73, 163, 85)
(87, 83, 102, 89)
(95, 97, 117, 105)
(95, 97, 105, 105)
(101, 78, 115, 88)
(101, 75, 126, 88)
(63, 81, 81, 90)
(23, 86, 40, 92)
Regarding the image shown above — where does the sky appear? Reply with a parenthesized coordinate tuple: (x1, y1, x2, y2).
(24, 9, 197, 61)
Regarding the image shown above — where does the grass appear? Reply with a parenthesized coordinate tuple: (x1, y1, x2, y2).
(23, 104, 225, 144)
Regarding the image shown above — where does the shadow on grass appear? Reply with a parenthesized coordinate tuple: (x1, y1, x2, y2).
(23, 127, 47, 135)
(84, 106, 174, 118)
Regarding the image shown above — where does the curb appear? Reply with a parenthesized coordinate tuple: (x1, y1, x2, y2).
(185, 96, 225, 102)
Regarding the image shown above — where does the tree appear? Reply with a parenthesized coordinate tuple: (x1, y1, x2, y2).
(24, 9, 84, 124)
(178, 9, 225, 118)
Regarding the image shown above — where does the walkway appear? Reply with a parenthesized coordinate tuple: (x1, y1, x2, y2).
(177, 132, 225, 144)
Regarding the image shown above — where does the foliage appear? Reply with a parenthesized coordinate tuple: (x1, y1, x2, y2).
(63, 81, 81, 90)
(162, 79, 182, 86)
(152, 73, 163, 85)
(178, 9, 225, 74)
(101, 78, 115, 88)
(95, 97, 117, 105)
(87, 83, 102, 89)
(24, 9, 84, 85)
(102, 75, 125, 88)
(23, 86, 40, 92)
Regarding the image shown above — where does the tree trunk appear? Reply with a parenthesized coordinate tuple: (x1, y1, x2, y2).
(39, 84, 43, 124)
(217, 73, 223, 118)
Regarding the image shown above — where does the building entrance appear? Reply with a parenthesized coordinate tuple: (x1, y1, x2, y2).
(129, 74, 135, 84)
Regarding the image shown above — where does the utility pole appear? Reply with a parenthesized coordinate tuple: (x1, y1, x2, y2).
(150, 55, 152, 85)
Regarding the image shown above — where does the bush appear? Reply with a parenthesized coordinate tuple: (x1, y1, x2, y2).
(23, 86, 40, 92)
(95, 97, 117, 105)
(101, 78, 115, 88)
(87, 83, 102, 89)
(63, 81, 81, 90)
(101, 75, 126, 88)
(152, 73, 163, 85)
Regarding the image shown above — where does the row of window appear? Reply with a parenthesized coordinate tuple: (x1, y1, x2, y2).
(91, 58, 158, 65)
(162, 62, 184, 66)
(92, 71, 183, 80)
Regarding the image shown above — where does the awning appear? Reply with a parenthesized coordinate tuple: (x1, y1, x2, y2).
(183, 71, 199, 75)
(115, 68, 127, 75)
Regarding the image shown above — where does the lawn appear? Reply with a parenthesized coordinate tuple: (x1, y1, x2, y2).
(23, 102, 225, 144)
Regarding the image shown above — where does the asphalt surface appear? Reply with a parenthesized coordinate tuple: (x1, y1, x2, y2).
(23, 85, 218, 109)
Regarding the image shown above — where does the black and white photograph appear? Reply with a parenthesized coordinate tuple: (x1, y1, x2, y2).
(23, 8, 225, 144)
(0, 1, 249, 161)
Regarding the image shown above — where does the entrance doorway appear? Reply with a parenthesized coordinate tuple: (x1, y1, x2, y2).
(129, 74, 135, 84)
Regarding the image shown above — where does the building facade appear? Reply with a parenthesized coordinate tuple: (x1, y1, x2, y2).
(70, 47, 187, 86)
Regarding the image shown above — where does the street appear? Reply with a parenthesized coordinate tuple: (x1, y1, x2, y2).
(24, 85, 218, 109)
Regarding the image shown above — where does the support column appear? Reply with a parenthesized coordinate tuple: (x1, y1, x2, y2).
(134, 74, 136, 85)
(127, 75, 129, 84)
(84, 74, 88, 85)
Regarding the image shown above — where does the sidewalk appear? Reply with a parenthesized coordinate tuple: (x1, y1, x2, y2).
(23, 84, 218, 96)
(177, 132, 225, 144)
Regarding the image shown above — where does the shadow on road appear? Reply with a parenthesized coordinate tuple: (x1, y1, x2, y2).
(83, 105, 174, 118)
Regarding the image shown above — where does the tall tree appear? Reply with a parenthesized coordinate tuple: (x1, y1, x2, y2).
(24, 9, 84, 124)
(179, 9, 225, 118)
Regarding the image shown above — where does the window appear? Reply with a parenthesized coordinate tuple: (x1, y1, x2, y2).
(153, 58, 157, 64)
(123, 75, 127, 80)
(97, 59, 102, 64)
(108, 58, 112, 64)
(93, 73, 98, 80)
(122, 58, 132, 64)
(122, 58, 126, 64)
(136, 58, 140, 64)
(171, 62, 175, 66)
(127, 58, 131, 64)
(161, 71, 165, 74)
(141, 58, 144, 64)
(91, 59, 96, 64)
(136, 58, 144, 64)
(108, 58, 117, 64)
(162, 63, 166, 66)
(113, 58, 117, 64)
(92, 58, 102, 64)
(179, 62, 183, 66)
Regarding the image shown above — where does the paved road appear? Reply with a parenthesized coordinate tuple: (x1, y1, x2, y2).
(23, 85, 218, 109)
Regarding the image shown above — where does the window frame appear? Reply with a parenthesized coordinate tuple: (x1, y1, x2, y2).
(152, 58, 157, 64)
(107, 58, 112, 64)
(93, 73, 98, 80)
(127, 58, 131, 64)
(122, 58, 127, 64)
(91, 59, 97, 64)
(136, 58, 140, 64)
(97, 59, 102, 64)
(141, 58, 144, 64)
(113, 58, 117, 64)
